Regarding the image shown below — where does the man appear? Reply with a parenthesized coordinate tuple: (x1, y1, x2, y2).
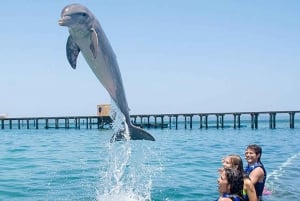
(244, 144, 266, 201)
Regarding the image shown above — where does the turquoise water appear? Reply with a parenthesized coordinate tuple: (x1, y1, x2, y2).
(0, 120, 299, 200)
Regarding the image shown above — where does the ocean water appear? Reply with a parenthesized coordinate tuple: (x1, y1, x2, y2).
(0, 119, 299, 201)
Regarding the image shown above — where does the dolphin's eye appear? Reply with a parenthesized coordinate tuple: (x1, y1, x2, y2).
(74, 12, 87, 17)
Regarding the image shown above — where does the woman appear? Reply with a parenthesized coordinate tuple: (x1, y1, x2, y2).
(216, 168, 244, 201)
(222, 155, 257, 201)
(244, 144, 266, 201)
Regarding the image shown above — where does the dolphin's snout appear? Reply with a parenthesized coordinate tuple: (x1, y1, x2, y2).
(58, 16, 72, 26)
(58, 19, 64, 26)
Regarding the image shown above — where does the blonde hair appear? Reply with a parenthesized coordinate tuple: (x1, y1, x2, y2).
(227, 154, 244, 171)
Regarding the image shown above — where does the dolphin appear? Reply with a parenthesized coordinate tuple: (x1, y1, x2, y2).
(58, 4, 155, 141)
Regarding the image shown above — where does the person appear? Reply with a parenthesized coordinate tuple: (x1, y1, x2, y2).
(244, 144, 266, 201)
(216, 168, 244, 201)
(221, 155, 257, 201)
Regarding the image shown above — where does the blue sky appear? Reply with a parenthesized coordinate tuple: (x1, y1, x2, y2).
(1, 1, 300, 117)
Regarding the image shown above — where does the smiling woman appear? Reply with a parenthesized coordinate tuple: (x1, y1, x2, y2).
(216, 168, 244, 201)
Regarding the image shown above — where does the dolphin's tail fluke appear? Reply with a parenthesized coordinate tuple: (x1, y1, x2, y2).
(110, 123, 155, 142)
(128, 124, 155, 141)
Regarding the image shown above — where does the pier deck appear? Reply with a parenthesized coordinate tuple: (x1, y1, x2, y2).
(0, 110, 299, 130)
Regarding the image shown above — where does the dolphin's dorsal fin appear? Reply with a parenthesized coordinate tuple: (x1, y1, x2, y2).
(90, 28, 98, 59)
(66, 36, 80, 69)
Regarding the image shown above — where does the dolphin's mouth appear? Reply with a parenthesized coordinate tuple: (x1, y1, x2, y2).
(58, 16, 71, 26)
(58, 19, 65, 26)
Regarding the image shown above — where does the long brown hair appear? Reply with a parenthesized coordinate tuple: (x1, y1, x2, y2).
(227, 154, 243, 172)
(224, 168, 244, 197)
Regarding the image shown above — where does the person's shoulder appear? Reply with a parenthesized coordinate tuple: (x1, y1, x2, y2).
(243, 177, 253, 186)
(219, 198, 232, 201)
(216, 196, 233, 201)
(252, 166, 264, 175)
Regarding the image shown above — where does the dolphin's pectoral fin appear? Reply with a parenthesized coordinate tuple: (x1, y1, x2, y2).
(90, 28, 98, 59)
(66, 36, 80, 69)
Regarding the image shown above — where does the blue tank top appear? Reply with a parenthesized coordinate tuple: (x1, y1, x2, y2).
(244, 162, 266, 198)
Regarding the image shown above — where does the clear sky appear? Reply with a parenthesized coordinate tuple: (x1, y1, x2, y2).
(1, 1, 300, 117)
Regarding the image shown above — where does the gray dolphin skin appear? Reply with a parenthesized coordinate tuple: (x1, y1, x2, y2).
(58, 4, 155, 141)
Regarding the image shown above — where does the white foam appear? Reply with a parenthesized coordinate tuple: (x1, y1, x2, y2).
(109, 100, 130, 141)
(267, 152, 300, 181)
(96, 100, 152, 201)
(96, 190, 151, 201)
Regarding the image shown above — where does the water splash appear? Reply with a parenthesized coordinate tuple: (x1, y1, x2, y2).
(109, 101, 130, 142)
(96, 101, 152, 201)
(267, 152, 300, 181)
(266, 152, 300, 192)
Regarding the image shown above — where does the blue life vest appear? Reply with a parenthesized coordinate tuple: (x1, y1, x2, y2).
(215, 193, 243, 201)
(244, 162, 266, 198)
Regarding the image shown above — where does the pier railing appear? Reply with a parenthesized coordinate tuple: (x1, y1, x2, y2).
(0, 110, 299, 130)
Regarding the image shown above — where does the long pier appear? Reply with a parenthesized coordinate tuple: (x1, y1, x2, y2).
(0, 116, 112, 130)
(131, 110, 300, 129)
(0, 110, 299, 130)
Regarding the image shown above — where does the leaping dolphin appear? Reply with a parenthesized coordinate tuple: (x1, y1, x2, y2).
(58, 4, 155, 141)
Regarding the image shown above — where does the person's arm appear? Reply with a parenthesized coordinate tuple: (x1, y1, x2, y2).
(244, 178, 258, 201)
